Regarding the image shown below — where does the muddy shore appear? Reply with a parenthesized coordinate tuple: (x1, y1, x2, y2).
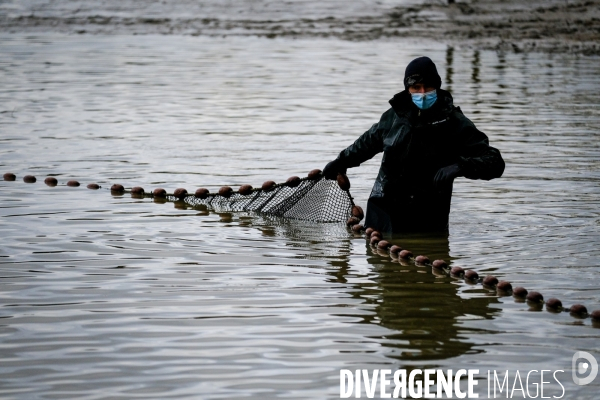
(2, 0, 599, 54)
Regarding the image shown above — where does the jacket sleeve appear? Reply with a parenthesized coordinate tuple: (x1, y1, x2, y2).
(336, 112, 389, 168)
(455, 114, 505, 180)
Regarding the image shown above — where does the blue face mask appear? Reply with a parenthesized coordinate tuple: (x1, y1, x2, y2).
(411, 89, 437, 110)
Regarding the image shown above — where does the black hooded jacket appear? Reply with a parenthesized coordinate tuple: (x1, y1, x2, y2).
(335, 89, 505, 231)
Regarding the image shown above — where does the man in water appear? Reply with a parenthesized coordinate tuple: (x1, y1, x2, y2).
(323, 56, 505, 233)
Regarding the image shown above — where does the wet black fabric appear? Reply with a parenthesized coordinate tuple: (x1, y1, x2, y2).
(334, 89, 505, 233)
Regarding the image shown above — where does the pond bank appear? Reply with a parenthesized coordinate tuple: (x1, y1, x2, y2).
(2, 0, 599, 54)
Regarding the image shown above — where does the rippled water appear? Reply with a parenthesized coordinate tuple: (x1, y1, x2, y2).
(1, 32, 600, 399)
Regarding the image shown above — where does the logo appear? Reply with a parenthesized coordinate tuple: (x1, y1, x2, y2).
(572, 351, 598, 386)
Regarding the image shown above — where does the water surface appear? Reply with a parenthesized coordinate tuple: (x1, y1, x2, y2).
(1, 33, 599, 399)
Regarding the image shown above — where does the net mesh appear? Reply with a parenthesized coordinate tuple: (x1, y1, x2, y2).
(162, 176, 354, 223)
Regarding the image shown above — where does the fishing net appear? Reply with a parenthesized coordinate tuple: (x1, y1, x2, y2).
(153, 171, 358, 223)
(5, 169, 360, 223)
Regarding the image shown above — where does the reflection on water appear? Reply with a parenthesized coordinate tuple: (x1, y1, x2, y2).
(1, 33, 599, 398)
(328, 231, 500, 362)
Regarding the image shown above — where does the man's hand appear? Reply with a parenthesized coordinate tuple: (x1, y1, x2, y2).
(433, 164, 462, 190)
(323, 159, 347, 180)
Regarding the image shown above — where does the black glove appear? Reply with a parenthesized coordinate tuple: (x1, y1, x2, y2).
(433, 164, 462, 190)
(323, 159, 347, 180)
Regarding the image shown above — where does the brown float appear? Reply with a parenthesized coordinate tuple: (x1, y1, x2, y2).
(546, 298, 563, 311)
(415, 255, 430, 264)
(398, 250, 413, 259)
(44, 177, 58, 186)
(483, 275, 498, 287)
(3, 172, 16, 181)
(238, 184, 253, 195)
(173, 188, 188, 200)
(389, 245, 402, 255)
(569, 304, 588, 317)
(153, 188, 167, 197)
(336, 173, 350, 191)
(194, 188, 209, 199)
(377, 240, 391, 250)
(526, 291, 544, 303)
(307, 169, 322, 180)
(464, 270, 479, 281)
(347, 217, 360, 226)
(496, 281, 512, 293)
(351, 224, 364, 233)
(261, 181, 276, 192)
(218, 186, 233, 198)
(513, 287, 528, 298)
(285, 176, 301, 187)
(110, 184, 125, 193)
(351, 205, 364, 220)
